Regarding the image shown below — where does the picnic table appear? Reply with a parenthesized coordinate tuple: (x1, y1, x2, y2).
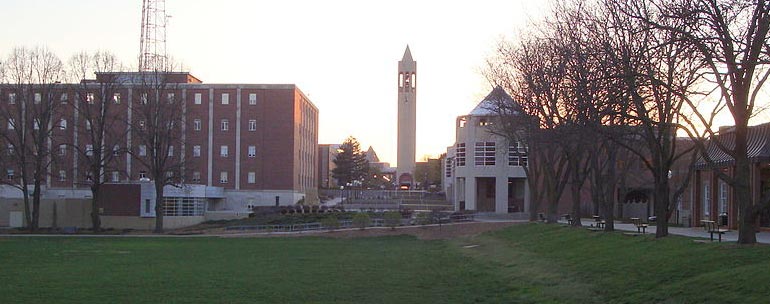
(701, 220, 729, 242)
(630, 217, 648, 234)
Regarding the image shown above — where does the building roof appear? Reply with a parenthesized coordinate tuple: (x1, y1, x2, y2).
(401, 45, 414, 62)
(365, 146, 380, 163)
(469, 86, 515, 116)
(696, 122, 770, 168)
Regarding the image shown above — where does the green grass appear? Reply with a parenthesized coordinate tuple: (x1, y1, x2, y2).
(456, 224, 770, 303)
(1, 224, 768, 303)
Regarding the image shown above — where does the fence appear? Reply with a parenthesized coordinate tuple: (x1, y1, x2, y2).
(224, 214, 475, 232)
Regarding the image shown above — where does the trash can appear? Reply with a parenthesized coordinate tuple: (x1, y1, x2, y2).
(719, 212, 728, 226)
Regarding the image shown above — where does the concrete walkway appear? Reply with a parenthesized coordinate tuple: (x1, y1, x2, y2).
(578, 218, 770, 244)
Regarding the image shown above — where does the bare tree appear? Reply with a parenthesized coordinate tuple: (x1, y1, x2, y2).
(624, 0, 770, 244)
(66, 51, 128, 232)
(0, 46, 65, 231)
(485, 35, 573, 223)
(129, 68, 187, 233)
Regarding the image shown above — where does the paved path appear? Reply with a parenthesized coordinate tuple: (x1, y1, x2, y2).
(578, 218, 770, 244)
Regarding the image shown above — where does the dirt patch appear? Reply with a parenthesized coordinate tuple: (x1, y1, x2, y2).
(219, 222, 521, 240)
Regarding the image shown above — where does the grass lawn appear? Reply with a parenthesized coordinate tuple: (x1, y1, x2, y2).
(1, 224, 768, 303)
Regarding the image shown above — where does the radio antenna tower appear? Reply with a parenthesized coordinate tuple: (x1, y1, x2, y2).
(139, 0, 169, 72)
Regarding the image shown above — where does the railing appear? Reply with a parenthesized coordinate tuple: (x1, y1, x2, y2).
(224, 215, 475, 232)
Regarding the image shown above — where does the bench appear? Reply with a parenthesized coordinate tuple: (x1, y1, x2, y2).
(592, 215, 606, 229)
(630, 217, 648, 234)
(701, 220, 729, 242)
(562, 214, 573, 225)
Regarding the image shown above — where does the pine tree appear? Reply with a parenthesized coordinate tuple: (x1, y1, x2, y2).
(332, 136, 369, 187)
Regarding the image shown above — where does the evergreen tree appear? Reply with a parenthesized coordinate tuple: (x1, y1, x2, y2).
(332, 136, 369, 186)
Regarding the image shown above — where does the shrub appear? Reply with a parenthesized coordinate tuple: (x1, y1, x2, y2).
(352, 213, 371, 230)
(383, 211, 402, 230)
(321, 215, 340, 230)
(415, 212, 431, 226)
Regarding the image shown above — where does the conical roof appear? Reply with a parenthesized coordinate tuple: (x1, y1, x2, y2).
(469, 86, 515, 116)
(401, 45, 414, 62)
(365, 146, 380, 163)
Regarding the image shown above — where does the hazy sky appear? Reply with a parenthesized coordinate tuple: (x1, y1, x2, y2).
(0, 0, 549, 166)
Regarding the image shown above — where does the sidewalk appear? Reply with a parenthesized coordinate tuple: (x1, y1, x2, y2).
(578, 218, 770, 244)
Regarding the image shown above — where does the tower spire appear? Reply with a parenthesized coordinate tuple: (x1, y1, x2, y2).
(402, 45, 413, 62)
(139, 0, 169, 71)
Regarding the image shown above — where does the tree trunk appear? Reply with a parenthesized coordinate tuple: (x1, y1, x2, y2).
(31, 182, 41, 232)
(734, 125, 757, 244)
(90, 184, 102, 232)
(571, 181, 583, 227)
(154, 183, 164, 233)
(654, 179, 670, 238)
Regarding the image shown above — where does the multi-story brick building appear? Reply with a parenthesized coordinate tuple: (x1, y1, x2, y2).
(0, 72, 318, 228)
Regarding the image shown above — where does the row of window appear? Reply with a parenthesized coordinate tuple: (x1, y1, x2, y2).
(4, 168, 261, 186)
(192, 119, 258, 132)
(5, 92, 261, 105)
(453, 142, 528, 167)
(45, 144, 257, 158)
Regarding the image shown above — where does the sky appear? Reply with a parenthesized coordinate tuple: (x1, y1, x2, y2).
(0, 0, 549, 166)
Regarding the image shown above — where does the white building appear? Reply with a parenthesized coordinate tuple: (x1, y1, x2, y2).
(445, 87, 530, 214)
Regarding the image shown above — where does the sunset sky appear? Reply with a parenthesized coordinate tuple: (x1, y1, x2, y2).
(1, 0, 549, 166)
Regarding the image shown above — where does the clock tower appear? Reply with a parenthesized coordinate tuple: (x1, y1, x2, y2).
(397, 45, 416, 187)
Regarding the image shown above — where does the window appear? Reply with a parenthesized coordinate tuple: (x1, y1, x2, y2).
(221, 93, 229, 105)
(455, 143, 466, 167)
(459, 117, 467, 128)
(474, 142, 496, 166)
(59, 119, 67, 130)
(85, 120, 91, 130)
(7, 169, 15, 179)
(34, 93, 41, 104)
(192, 171, 201, 183)
(193, 145, 201, 157)
(194, 93, 202, 105)
(85, 144, 94, 156)
(166, 171, 174, 178)
(508, 142, 528, 167)
(33, 119, 40, 130)
(168, 146, 174, 157)
(139, 145, 147, 156)
(7, 144, 14, 156)
(193, 119, 202, 131)
(8, 93, 16, 104)
(703, 183, 711, 217)
(59, 170, 66, 182)
(479, 118, 491, 126)
(248, 172, 256, 184)
(719, 181, 728, 214)
(59, 144, 67, 156)
(220, 171, 228, 184)
(139, 120, 146, 130)
(249, 93, 257, 105)
(248, 119, 257, 131)
(445, 157, 453, 178)
(113, 145, 120, 156)
(60, 93, 68, 103)
(85, 171, 93, 181)
(113, 93, 121, 104)
(111, 171, 120, 182)
(139, 171, 147, 180)
(7, 119, 14, 130)
(220, 145, 229, 157)
(167, 92, 175, 103)
(140, 93, 148, 104)
(86, 93, 95, 104)
(162, 197, 206, 216)
(221, 119, 229, 131)
(248, 145, 256, 158)
(145, 199, 151, 214)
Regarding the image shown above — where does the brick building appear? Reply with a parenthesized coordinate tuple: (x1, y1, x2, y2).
(0, 72, 318, 228)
